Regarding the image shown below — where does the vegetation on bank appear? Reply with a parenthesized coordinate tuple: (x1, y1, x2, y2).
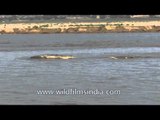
(1, 22, 160, 34)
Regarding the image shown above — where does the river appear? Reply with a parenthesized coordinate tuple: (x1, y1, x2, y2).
(0, 33, 160, 105)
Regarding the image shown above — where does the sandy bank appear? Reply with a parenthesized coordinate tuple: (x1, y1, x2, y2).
(1, 21, 160, 33)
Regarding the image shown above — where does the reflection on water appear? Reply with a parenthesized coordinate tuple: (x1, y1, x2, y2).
(0, 33, 160, 105)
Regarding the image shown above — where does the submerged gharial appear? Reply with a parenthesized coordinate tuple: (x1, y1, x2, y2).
(30, 54, 75, 59)
(109, 56, 135, 60)
(109, 55, 153, 60)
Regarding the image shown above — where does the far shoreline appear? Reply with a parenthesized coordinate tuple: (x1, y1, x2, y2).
(1, 20, 160, 34)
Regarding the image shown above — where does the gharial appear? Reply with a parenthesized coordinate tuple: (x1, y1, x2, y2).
(30, 54, 75, 59)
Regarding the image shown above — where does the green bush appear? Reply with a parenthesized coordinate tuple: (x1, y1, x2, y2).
(40, 24, 49, 27)
(32, 25, 39, 29)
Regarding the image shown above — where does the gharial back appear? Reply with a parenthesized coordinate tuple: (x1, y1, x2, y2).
(30, 54, 75, 59)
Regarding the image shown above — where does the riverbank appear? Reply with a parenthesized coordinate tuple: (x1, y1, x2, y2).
(1, 21, 160, 34)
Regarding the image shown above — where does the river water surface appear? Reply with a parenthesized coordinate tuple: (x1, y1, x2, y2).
(0, 33, 160, 105)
